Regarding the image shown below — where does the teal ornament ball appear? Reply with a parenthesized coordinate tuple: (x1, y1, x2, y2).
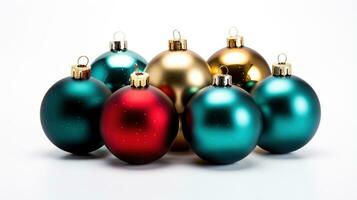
(91, 31, 147, 92)
(183, 71, 262, 164)
(251, 54, 321, 154)
(40, 57, 111, 154)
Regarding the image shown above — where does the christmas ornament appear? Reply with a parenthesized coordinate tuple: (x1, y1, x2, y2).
(207, 27, 271, 92)
(251, 54, 321, 154)
(183, 67, 262, 164)
(145, 30, 212, 151)
(101, 70, 179, 164)
(91, 31, 147, 92)
(40, 56, 112, 154)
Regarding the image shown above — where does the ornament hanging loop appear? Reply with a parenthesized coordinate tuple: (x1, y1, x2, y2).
(173, 29, 181, 40)
(278, 53, 288, 64)
(111, 30, 128, 51)
(134, 64, 140, 72)
(77, 55, 89, 67)
(113, 31, 126, 42)
(227, 26, 243, 47)
(228, 26, 239, 38)
(219, 65, 229, 75)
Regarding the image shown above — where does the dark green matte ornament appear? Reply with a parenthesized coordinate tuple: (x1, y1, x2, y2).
(91, 31, 147, 92)
(40, 56, 111, 154)
(252, 54, 321, 154)
(183, 68, 263, 164)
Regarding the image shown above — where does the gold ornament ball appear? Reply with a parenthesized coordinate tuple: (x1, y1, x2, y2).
(145, 30, 212, 151)
(207, 28, 271, 92)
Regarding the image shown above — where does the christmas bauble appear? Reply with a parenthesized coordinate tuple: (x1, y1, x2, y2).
(40, 56, 111, 154)
(101, 71, 179, 164)
(183, 69, 262, 164)
(145, 30, 212, 151)
(91, 31, 147, 92)
(251, 54, 321, 154)
(207, 27, 271, 92)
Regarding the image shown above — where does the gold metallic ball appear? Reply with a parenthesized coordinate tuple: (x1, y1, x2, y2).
(207, 36, 271, 92)
(145, 31, 212, 150)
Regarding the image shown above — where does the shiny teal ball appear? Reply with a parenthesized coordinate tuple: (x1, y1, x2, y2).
(251, 75, 321, 154)
(91, 50, 147, 92)
(183, 85, 262, 164)
(40, 77, 111, 154)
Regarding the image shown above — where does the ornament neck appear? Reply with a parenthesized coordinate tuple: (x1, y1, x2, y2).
(110, 31, 128, 51)
(110, 41, 127, 51)
(130, 66, 149, 88)
(213, 74, 232, 87)
(212, 66, 232, 87)
(71, 56, 91, 80)
(168, 29, 187, 51)
(272, 53, 292, 76)
(226, 27, 244, 48)
(169, 40, 187, 51)
(227, 36, 244, 48)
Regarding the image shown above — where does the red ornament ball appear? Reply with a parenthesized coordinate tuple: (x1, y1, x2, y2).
(101, 85, 179, 164)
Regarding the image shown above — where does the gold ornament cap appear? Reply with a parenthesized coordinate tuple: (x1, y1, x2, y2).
(71, 56, 91, 80)
(130, 65, 150, 88)
(212, 66, 232, 87)
(169, 29, 187, 51)
(110, 31, 128, 51)
(226, 26, 244, 48)
(272, 53, 292, 76)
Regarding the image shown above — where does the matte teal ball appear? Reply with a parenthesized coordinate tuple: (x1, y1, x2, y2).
(251, 75, 321, 154)
(91, 50, 147, 92)
(183, 86, 263, 164)
(40, 77, 112, 154)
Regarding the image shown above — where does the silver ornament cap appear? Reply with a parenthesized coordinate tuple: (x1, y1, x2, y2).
(110, 31, 128, 51)
(212, 65, 232, 87)
(272, 53, 292, 76)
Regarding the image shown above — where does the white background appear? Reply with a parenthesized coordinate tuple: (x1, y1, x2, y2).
(1, 0, 356, 199)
